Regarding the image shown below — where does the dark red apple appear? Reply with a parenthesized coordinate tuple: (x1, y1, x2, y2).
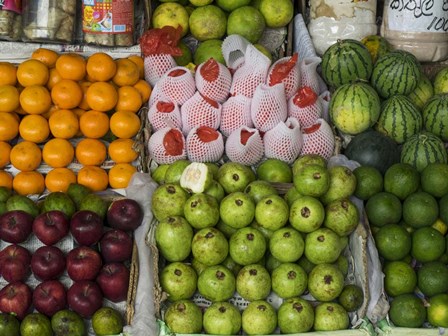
(33, 210, 69, 246)
(0, 244, 31, 283)
(70, 210, 104, 246)
(0, 282, 32, 320)
(0, 210, 33, 243)
(96, 263, 130, 303)
(106, 198, 143, 231)
(67, 280, 103, 318)
(31, 246, 66, 281)
(99, 229, 133, 263)
(33, 280, 67, 317)
(66, 246, 102, 281)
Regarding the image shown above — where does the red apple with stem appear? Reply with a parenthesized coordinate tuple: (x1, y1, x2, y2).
(67, 280, 103, 318)
(66, 246, 102, 281)
(107, 198, 143, 231)
(33, 280, 67, 317)
(0, 244, 31, 283)
(31, 246, 66, 281)
(0, 282, 32, 320)
(70, 210, 104, 246)
(96, 263, 130, 303)
(33, 210, 69, 246)
(0, 210, 33, 243)
(99, 229, 133, 263)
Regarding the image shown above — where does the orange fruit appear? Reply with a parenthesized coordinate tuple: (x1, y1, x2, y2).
(72, 108, 87, 118)
(15, 105, 28, 116)
(42, 138, 74, 168)
(85, 81, 118, 112)
(115, 85, 143, 113)
(10, 141, 42, 172)
(31, 48, 59, 68)
(45, 167, 77, 193)
(55, 53, 86, 81)
(75, 138, 107, 166)
(0, 170, 12, 189)
(41, 105, 60, 119)
(51, 79, 83, 109)
(108, 138, 139, 163)
(109, 110, 141, 139)
(0, 85, 20, 113)
(48, 109, 79, 139)
(79, 110, 109, 138)
(78, 81, 92, 110)
(46, 67, 63, 90)
(77, 165, 109, 192)
(108, 163, 137, 189)
(112, 58, 140, 87)
(19, 114, 50, 143)
(133, 79, 152, 103)
(128, 55, 144, 79)
(19, 85, 52, 115)
(0, 62, 17, 86)
(0, 141, 11, 168)
(0, 112, 19, 141)
(13, 170, 45, 195)
(17, 59, 49, 87)
(86, 52, 117, 82)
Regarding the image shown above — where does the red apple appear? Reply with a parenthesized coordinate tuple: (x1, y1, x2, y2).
(0, 244, 31, 283)
(106, 198, 143, 231)
(33, 280, 67, 317)
(99, 229, 133, 263)
(33, 210, 69, 246)
(96, 263, 130, 303)
(0, 282, 32, 320)
(67, 280, 103, 318)
(66, 246, 102, 281)
(0, 210, 33, 243)
(70, 210, 104, 246)
(31, 246, 66, 281)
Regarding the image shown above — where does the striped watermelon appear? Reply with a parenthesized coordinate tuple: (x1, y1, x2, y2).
(329, 82, 381, 135)
(371, 50, 421, 99)
(422, 94, 448, 141)
(375, 95, 422, 144)
(408, 74, 434, 110)
(361, 35, 391, 64)
(401, 131, 447, 172)
(321, 39, 373, 89)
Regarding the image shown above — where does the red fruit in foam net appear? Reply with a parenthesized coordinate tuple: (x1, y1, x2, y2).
(196, 59, 232, 103)
(186, 126, 224, 162)
(288, 86, 322, 128)
(148, 127, 187, 164)
(220, 94, 253, 137)
(225, 126, 264, 166)
(300, 119, 335, 160)
(251, 83, 288, 132)
(147, 100, 182, 132)
(267, 53, 300, 100)
(181, 92, 222, 136)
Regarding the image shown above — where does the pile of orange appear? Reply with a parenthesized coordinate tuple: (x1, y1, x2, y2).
(0, 48, 152, 195)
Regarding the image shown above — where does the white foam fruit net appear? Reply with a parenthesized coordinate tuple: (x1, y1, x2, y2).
(300, 56, 322, 95)
(195, 58, 232, 103)
(147, 127, 187, 164)
(288, 86, 322, 128)
(266, 53, 300, 100)
(181, 91, 222, 136)
(144, 54, 177, 87)
(251, 82, 288, 132)
(147, 99, 182, 132)
(319, 90, 331, 122)
(222, 34, 251, 71)
(225, 126, 264, 166)
(264, 117, 304, 164)
(186, 126, 225, 163)
(300, 118, 335, 160)
(220, 95, 253, 137)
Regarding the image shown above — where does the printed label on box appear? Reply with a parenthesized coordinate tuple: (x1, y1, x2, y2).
(82, 0, 134, 35)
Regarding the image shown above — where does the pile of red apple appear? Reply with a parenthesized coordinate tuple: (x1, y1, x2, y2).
(0, 197, 143, 321)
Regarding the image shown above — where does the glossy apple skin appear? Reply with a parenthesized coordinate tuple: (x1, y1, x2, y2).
(96, 262, 130, 303)
(67, 280, 103, 318)
(107, 198, 143, 231)
(66, 246, 102, 281)
(33, 210, 69, 246)
(0, 210, 33, 243)
(33, 280, 67, 317)
(0, 244, 31, 283)
(31, 246, 66, 281)
(99, 229, 133, 263)
(0, 282, 32, 320)
(70, 210, 104, 246)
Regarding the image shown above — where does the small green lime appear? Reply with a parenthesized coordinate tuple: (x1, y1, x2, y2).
(78, 193, 108, 219)
(0, 186, 11, 202)
(256, 158, 292, 183)
(384, 163, 420, 200)
(0, 313, 20, 336)
(92, 307, 124, 336)
(403, 191, 439, 228)
(66, 183, 92, 209)
(20, 313, 52, 336)
(418, 261, 448, 297)
(254, 44, 272, 61)
(384, 261, 417, 297)
(194, 39, 225, 65)
(338, 284, 364, 312)
(374, 224, 411, 261)
(216, 0, 251, 11)
(389, 294, 426, 328)
(353, 166, 383, 200)
(428, 293, 448, 327)
(365, 192, 402, 227)
(51, 309, 86, 336)
(151, 164, 170, 184)
(227, 6, 266, 44)
(421, 162, 448, 197)
(412, 226, 446, 263)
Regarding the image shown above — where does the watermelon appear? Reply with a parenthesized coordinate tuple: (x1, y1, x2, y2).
(329, 82, 381, 135)
(407, 74, 434, 110)
(371, 50, 421, 99)
(361, 35, 391, 64)
(375, 95, 422, 144)
(321, 39, 373, 89)
(401, 131, 448, 172)
(422, 94, 448, 141)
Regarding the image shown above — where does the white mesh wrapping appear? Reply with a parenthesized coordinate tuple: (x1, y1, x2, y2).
(264, 117, 303, 164)
(222, 34, 251, 71)
(266, 53, 300, 100)
(230, 44, 271, 98)
(144, 54, 177, 87)
(195, 59, 232, 103)
(181, 91, 222, 136)
(220, 95, 253, 137)
(186, 126, 224, 163)
(300, 118, 335, 160)
(251, 83, 288, 133)
(299, 56, 321, 95)
(147, 127, 187, 164)
(319, 90, 331, 123)
(147, 99, 182, 132)
(288, 86, 322, 128)
(225, 126, 264, 166)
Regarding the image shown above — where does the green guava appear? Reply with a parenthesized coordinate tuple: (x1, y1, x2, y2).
(220, 254, 242, 276)
(155, 216, 193, 262)
(244, 180, 278, 203)
(165, 159, 191, 184)
(305, 228, 342, 264)
(227, 6, 266, 44)
(216, 219, 237, 239)
(323, 198, 360, 236)
(229, 227, 267, 265)
(160, 262, 197, 301)
(278, 297, 314, 333)
(191, 227, 229, 266)
(204, 180, 225, 203)
(165, 300, 203, 334)
(184, 193, 220, 229)
(236, 264, 271, 301)
(308, 263, 344, 302)
(197, 265, 236, 301)
(203, 302, 241, 335)
(271, 262, 308, 299)
(151, 164, 170, 184)
(289, 195, 325, 233)
(151, 183, 190, 221)
(220, 191, 255, 229)
(179, 162, 213, 193)
(269, 227, 305, 262)
(284, 186, 303, 207)
(255, 194, 289, 231)
(292, 154, 327, 176)
(313, 302, 349, 331)
(189, 5, 227, 41)
(265, 252, 282, 273)
(320, 165, 357, 204)
(242, 300, 277, 335)
(217, 162, 256, 193)
(293, 164, 330, 197)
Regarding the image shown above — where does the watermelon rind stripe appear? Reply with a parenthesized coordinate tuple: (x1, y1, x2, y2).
(423, 94, 448, 141)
